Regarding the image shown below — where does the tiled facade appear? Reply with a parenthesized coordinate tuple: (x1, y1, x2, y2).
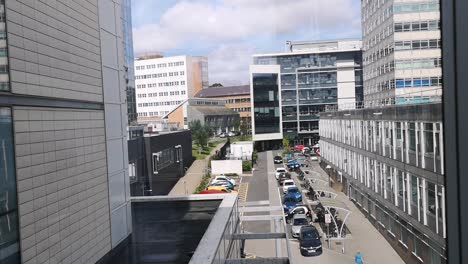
(1, 0, 132, 263)
(14, 107, 110, 264)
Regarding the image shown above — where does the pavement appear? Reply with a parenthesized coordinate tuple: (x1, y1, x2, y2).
(241, 151, 405, 264)
(168, 141, 226, 196)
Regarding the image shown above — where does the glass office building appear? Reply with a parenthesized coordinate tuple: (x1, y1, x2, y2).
(123, 0, 137, 125)
(252, 73, 281, 134)
(252, 40, 363, 146)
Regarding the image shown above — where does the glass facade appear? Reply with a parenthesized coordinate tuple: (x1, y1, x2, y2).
(252, 73, 280, 134)
(0, 108, 20, 264)
(122, 0, 137, 125)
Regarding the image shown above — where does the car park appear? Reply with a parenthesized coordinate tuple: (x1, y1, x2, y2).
(275, 167, 287, 180)
(299, 225, 322, 256)
(283, 194, 301, 213)
(290, 214, 309, 238)
(282, 179, 296, 193)
(274, 156, 283, 164)
(286, 187, 302, 202)
(212, 175, 236, 186)
(209, 180, 235, 190)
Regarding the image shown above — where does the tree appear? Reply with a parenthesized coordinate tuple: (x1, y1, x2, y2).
(209, 83, 223, 88)
(189, 120, 212, 148)
(239, 119, 251, 140)
(283, 137, 291, 154)
(233, 119, 241, 132)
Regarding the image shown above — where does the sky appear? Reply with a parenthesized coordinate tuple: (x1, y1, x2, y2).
(131, 0, 362, 86)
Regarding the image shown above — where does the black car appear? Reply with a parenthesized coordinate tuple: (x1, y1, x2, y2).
(274, 156, 283, 164)
(299, 226, 322, 256)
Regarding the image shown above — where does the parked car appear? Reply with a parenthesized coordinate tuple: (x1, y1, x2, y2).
(277, 172, 291, 185)
(299, 225, 322, 256)
(212, 175, 236, 186)
(282, 179, 296, 193)
(207, 186, 238, 194)
(286, 186, 302, 202)
(228, 131, 236, 137)
(274, 156, 283, 164)
(283, 194, 301, 212)
(310, 155, 319, 161)
(199, 189, 225, 194)
(294, 145, 305, 152)
(275, 167, 287, 180)
(286, 205, 311, 222)
(287, 160, 300, 170)
(291, 214, 310, 238)
(219, 132, 227, 138)
(209, 180, 235, 190)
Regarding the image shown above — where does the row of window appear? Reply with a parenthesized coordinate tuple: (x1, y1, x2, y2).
(138, 101, 183, 107)
(364, 20, 393, 49)
(135, 61, 184, 70)
(363, 5, 392, 39)
(364, 61, 394, 81)
(395, 20, 440, 33)
(395, 58, 442, 70)
(363, 42, 394, 66)
(396, 77, 443, 88)
(135, 71, 185, 79)
(226, 98, 250, 104)
(320, 119, 444, 173)
(394, 39, 441, 51)
(137, 90, 186, 98)
(138, 111, 170, 117)
(393, 1, 439, 14)
(362, 0, 389, 22)
(232, 107, 251, 112)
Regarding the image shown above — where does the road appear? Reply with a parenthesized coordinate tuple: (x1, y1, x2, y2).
(241, 150, 404, 264)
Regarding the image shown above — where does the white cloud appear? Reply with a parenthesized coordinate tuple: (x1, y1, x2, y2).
(207, 43, 255, 86)
(132, 0, 361, 54)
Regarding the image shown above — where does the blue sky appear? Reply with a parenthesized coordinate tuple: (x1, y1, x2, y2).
(131, 0, 362, 85)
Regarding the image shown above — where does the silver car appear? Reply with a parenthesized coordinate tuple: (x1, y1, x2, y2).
(291, 214, 309, 238)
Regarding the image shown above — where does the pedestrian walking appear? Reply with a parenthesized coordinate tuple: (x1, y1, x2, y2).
(355, 251, 364, 264)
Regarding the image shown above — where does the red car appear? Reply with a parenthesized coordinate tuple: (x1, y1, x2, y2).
(294, 145, 305, 152)
(199, 190, 225, 194)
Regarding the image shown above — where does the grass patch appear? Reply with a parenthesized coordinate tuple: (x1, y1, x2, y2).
(192, 140, 227, 160)
(194, 173, 212, 194)
(230, 136, 252, 143)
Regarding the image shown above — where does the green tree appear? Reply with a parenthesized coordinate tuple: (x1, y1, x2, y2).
(283, 137, 291, 154)
(239, 119, 251, 140)
(189, 120, 212, 148)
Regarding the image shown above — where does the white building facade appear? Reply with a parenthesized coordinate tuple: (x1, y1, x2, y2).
(134, 55, 208, 119)
(362, 0, 442, 104)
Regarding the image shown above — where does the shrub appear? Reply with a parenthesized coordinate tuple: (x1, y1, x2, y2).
(242, 161, 252, 172)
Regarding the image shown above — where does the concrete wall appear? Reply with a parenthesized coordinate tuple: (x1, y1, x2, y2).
(211, 160, 243, 175)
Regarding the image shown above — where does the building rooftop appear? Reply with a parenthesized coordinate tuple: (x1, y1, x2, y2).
(103, 195, 238, 264)
(191, 105, 239, 116)
(254, 39, 362, 57)
(194, 85, 250, 98)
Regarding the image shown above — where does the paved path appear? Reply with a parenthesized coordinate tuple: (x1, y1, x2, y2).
(168, 141, 226, 196)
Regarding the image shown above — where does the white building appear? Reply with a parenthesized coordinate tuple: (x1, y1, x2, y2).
(362, 0, 442, 104)
(134, 55, 208, 120)
(229, 141, 254, 160)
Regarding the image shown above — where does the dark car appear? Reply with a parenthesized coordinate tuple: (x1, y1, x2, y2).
(283, 194, 301, 213)
(274, 156, 283, 164)
(277, 172, 291, 185)
(299, 225, 322, 256)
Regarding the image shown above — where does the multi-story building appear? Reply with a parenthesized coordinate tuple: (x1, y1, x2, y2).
(194, 85, 251, 127)
(250, 40, 363, 149)
(319, 103, 446, 263)
(362, 0, 442, 104)
(134, 55, 208, 121)
(0, 0, 133, 263)
(163, 98, 240, 134)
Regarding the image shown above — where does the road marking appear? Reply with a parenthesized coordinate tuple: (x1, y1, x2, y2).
(238, 183, 249, 202)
